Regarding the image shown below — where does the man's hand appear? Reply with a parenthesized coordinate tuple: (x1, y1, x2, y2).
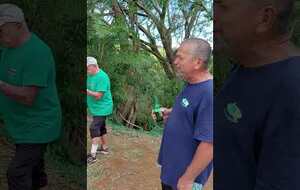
(161, 107, 172, 123)
(0, 80, 38, 106)
(177, 174, 194, 190)
(151, 110, 157, 121)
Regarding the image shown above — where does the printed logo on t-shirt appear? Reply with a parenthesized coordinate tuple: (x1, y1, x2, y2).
(181, 98, 190, 108)
(7, 68, 17, 82)
(7, 68, 17, 76)
(192, 183, 203, 190)
(224, 102, 242, 123)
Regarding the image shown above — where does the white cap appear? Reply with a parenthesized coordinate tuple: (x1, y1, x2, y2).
(0, 4, 25, 26)
(87, 56, 98, 66)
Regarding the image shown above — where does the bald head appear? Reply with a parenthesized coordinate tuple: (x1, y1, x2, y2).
(180, 38, 212, 67)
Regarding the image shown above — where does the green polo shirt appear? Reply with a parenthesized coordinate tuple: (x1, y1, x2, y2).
(0, 33, 61, 143)
(87, 69, 113, 116)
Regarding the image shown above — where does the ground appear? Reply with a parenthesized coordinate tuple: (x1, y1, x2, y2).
(87, 126, 213, 190)
(0, 124, 213, 190)
(0, 131, 82, 190)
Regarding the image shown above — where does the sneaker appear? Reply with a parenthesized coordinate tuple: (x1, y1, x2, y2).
(97, 147, 109, 155)
(87, 154, 97, 165)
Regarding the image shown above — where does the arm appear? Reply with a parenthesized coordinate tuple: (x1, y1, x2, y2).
(0, 80, 39, 106)
(183, 142, 213, 179)
(177, 142, 213, 190)
(178, 89, 213, 190)
(87, 89, 103, 100)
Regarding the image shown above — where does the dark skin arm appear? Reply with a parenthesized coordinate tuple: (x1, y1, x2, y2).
(0, 80, 39, 106)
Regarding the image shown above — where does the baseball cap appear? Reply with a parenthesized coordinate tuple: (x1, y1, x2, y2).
(87, 56, 98, 66)
(0, 4, 25, 27)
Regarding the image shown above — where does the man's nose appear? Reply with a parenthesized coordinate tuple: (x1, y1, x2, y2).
(173, 58, 178, 65)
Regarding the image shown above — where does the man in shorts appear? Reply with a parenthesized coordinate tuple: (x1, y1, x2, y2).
(86, 56, 113, 164)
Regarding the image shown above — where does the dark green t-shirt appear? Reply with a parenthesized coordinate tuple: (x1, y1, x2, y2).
(0, 33, 61, 143)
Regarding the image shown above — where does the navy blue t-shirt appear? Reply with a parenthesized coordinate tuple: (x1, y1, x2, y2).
(215, 57, 300, 190)
(158, 80, 213, 189)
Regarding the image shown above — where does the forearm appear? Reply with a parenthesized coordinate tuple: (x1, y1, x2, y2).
(86, 89, 96, 96)
(0, 80, 36, 106)
(87, 89, 103, 99)
(183, 142, 213, 180)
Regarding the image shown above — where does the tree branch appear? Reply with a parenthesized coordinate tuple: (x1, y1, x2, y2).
(150, 0, 162, 15)
(135, 1, 161, 27)
(160, 0, 169, 20)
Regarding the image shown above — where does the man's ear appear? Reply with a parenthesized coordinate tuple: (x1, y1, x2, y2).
(256, 5, 277, 34)
(195, 58, 204, 70)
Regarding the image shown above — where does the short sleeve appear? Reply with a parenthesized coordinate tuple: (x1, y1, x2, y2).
(95, 74, 109, 92)
(22, 49, 54, 87)
(254, 80, 300, 189)
(193, 91, 213, 143)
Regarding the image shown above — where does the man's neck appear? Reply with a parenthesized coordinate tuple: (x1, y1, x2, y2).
(188, 70, 213, 84)
(14, 31, 31, 48)
(93, 69, 100, 75)
(237, 35, 300, 68)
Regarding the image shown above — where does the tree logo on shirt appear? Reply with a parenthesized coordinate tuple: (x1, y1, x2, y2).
(224, 102, 242, 123)
(181, 98, 190, 108)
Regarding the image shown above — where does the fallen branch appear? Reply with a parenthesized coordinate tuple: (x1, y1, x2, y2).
(118, 112, 143, 130)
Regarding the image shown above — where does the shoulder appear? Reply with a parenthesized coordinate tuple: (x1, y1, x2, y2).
(98, 70, 110, 79)
(187, 80, 213, 107)
(279, 57, 300, 90)
(195, 80, 213, 97)
(30, 34, 53, 57)
(273, 58, 300, 110)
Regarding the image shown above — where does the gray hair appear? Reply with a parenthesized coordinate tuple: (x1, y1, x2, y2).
(181, 38, 212, 66)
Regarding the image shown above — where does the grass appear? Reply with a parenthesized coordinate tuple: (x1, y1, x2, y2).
(0, 121, 85, 190)
(45, 150, 86, 189)
(108, 119, 163, 138)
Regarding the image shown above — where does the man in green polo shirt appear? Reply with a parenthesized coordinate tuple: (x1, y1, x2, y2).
(0, 4, 61, 190)
(87, 56, 113, 164)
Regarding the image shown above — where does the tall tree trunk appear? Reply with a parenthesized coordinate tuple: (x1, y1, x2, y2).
(112, 0, 130, 51)
(129, 0, 140, 52)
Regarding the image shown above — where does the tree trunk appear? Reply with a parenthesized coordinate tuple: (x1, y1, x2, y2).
(112, 0, 130, 51)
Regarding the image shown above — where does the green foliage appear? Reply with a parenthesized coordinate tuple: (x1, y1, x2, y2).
(88, 8, 183, 131)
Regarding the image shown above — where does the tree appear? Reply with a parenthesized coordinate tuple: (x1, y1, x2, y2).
(87, 0, 212, 129)
(89, 0, 212, 79)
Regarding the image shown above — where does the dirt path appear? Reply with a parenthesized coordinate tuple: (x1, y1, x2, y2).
(87, 127, 213, 190)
